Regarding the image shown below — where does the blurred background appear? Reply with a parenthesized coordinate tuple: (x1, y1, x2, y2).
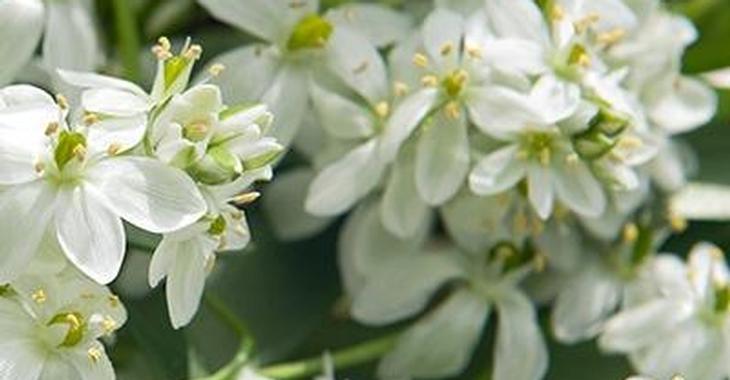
(82, 0, 730, 379)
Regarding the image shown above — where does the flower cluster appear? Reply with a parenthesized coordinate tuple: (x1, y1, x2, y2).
(0, 35, 280, 377)
(0, 0, 726, 379)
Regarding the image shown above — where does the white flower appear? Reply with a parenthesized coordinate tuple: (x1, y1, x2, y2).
(149, 168, 272, 328)
(0, 85, 206, 284)
(599, 243, 730, 379)
(198, 0, 411, 147)
(351, 241, 546, 380)
(0, 262, 126, 380)
(0, 0, 100, 85)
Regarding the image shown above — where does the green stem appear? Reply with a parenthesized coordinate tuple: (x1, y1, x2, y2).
(672, 0, 719, 20)
(204, 293, 255, 353)
(258, 333, 399, 379)
(111, 0, 142, 81)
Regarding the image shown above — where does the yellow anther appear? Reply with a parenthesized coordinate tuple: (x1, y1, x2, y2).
(709, 246, 725, 261)
(352, 60, 369, 74)
(574, 12, 600, 33)
(494, 245, 515, 260)
(55, 94, 69, 110)
(669, 211, 687, 233)
(152, 37, 173, 60)
(551, 4, 565, 21)
(34, 161, 45, 174)
(101, 316, 117, 335)
(374, 101, 390, 118)
(233, 222, 248, 237)
(87, 347, 102, 363)
(288, 0, 306, 8)
(344, 8, 356, 21)
(72, 144, 87, 161)
(618, 136, 642, 150)
(230, 209, 244, 220)
(208, 63, 226, 77)
(577, 53, 591, 68)
(622, 223, 639, 243)
(106, 143, 122, 156)
(232, 191, 261, 206)
(204, 254, 216, 273)
(444, 101, 461, 119)
(597, 28, 626, 46)
(45, 121, 60, 136)
(83, 113, 99, 126)
(440, 42, 454, 56)
(421, 75, 438, 87)
(516, 150, 529, 160)
(465, 43, 483, 60)
(108, 295, 120, 308)
(31, 289, 47, 304)
(183, 44, 203, 60)
(393, 81, 409, 97)
(412, 53, 429, 68)
(565, 153, 579, 165)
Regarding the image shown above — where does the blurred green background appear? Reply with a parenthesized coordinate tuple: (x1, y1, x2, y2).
(91, 0, 730, 379)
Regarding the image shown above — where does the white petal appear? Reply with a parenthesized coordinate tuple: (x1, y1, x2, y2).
(552, 265, 621, 343)
(327, 3, 412, 47)
(338, 200, 425, 296)
(422, 8, 464, 69)
(529, 75, 580, 124)
(466, 86, 542, 139)
(305, 140, 384, 216)
(86, 114, 147, 156)
(166, 236, 217, 328)
(599, 299, 694, 352)
(57, 69, 147, 97)
(669, 182, 730, 221)
(43, 1, 100, 71)
(415, 111, 469, 205)
(263, 168, 333, 241)
(310, 83, 374, 139)
(441, 192, 511, 254)
(87, 157, 206, 233)
(261, 64, 309, 147)
(352, 252, 465, 325)
(0, 85, 55, 107)
(0, 127, 44, 185)
(63, 341, 115, 380)
(0, 182, 55, 283)
(55, 186, 125, 284)
(554, 161, 606, 218)
(527, 164, 555, 220)
(646, 75, 717, 134)
(381, 145, 430, 239)
(484, 0, 550, 45)
(469, 145, 526, 196)
(484, 39, 547, 76)
(703, 66, 730, 89)
(82, 87, 150, 117)
(0, 0, 44, 85)
(197, 0, 287, 42)
(378, 290, 489, 379)
(493, 291, 548, 380)
(204, 45, 279, 104)
(379, 88, 439, 162)
(325, 26, 389, 105)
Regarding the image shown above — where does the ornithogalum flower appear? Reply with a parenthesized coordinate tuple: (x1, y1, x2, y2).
(0, 85, 206, 284)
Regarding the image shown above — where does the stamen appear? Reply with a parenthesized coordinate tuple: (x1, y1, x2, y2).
(107, 143, 122, 156)
(352, 60, 369, 74)
(393, 81, 409, 97)
(72, 144, 87, 161)
(232, 191, 261, 206)
(444, 101, 461, 119)
(45, 122, 60, 136)
(440, 42, 454, 56)
(208, 63, 225, 77)
(183, 44, 203, 60)
(87, 347, 102, 363)
(108, 295, 120, 308)
(465, 42, 483, 60)
(551, 4, 565, 21)
(597, 28, 626, 46)
(622, 223, 639, 243)
(34, 161, 45, 174)
(31, 289, 47, 304)
(574, 12, 600, 34)
(101, 316, 117, 335)
(564, 153, 579, 165)
(421, 75, 438, 87)
(83, 113, 99, 126)
(55, 94, 69, 110)
(412, 53, 429, 68)
(374, 101, 390, 118)
(152, 37, 173, 60)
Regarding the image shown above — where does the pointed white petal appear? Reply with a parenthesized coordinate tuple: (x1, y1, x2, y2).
(0, 0, 44, 85)
(554, 161, 606, 218)
(529, 75, 580, 124)
(305, 140, 384, 216)
(422, 8, 463, 69)
(381, 146, 430, 238)
(43, 1, 100, 71)
(55, 186, 125, 284)
(82, 87, 150, 117)
(352, 252, 465, 325)
(378, 290, 489, 379)
(197, 0, 287, 42)
(415, 111, 469, 205)
(469, 145, 526, 196)
(261, 64, 309, 147)
(670, 182, 730, 221)
(493, 291, 548, 380)
(379, 88, 439, 161)
(647, 76, 717, 134)
(527, 164, 555, 220)
(0, 85, 55, 107)
(310, 83, 375, 139)
(166, 236, 217, 328)
(204, 46, 279, 103)
(484, 0, 550, 45)
(466, 86, 542, 139)
(87, 157, 206, 233)
(326, 3, 412, 47)
(57, 69, 147, 96)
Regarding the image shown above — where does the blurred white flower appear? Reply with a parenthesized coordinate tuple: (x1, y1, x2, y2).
(198, 0, 411, 147)
(600, 243, 730, 379)
(351, 242, 546, 380)
(0, 0, 100, 86)
(0, 262, 126, 380)
(0, 84, 206, 284)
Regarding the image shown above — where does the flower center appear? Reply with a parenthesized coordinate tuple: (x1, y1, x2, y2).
(441, 69, 469, 98)
(287, 15, 333, 51)
(519, 131, 556, 166)
(54, 131, 87, 171)
(183, 121, 211, 142)
(47, 311, 85, 347)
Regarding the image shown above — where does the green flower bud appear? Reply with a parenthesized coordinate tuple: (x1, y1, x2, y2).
(54, 131, 87, 170)
(287, 15, 333, 51)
